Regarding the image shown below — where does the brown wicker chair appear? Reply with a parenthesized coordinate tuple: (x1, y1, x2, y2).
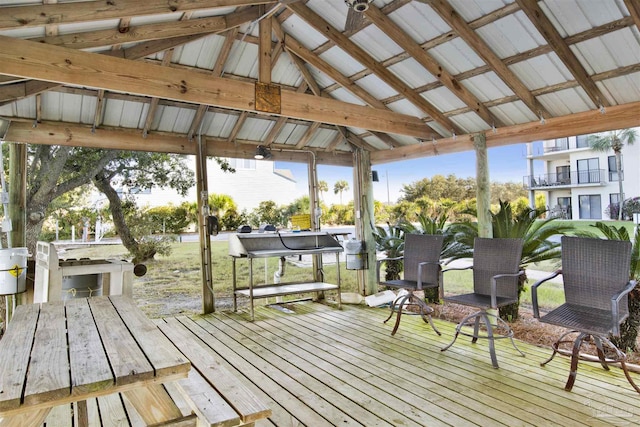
(532, 236, 639, 393)
(376, 234, 444, 336)
(441, 237, 525, 368)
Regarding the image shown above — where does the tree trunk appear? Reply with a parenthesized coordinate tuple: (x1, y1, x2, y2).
(92, 174, 154, 263)
(611, 286, 640, 352)
(616, 150, 624, 220)
(498, 274, 526, 321)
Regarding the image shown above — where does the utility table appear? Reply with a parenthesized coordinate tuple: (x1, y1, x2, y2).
(0, 296, 192, 426)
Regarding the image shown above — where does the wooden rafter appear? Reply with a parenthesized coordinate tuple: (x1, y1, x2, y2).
(227, 112, 249, 143)
(624, 0, 640, 31)
(515, 0, 610, 108)
(283, 35, 385, 109)
(286, 2, 461, 136)
(27, 7, 260, 50)
(364, 4, 504, 128)
(419, 0, 551, 119)
(0, 0, 274, 30)
(258, 5, 272, 83)
(295, 122, 321, 149)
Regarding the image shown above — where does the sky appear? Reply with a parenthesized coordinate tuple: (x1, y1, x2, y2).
(276, 142, 543, 206)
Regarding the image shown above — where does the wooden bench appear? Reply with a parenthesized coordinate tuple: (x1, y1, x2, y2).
(41, 318, 271, 427)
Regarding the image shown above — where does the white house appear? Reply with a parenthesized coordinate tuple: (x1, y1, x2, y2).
(128, 156, 298, 211)
(525, 128, 640, 220)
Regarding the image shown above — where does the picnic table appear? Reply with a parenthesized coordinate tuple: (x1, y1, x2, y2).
(0, 296, 192, 426)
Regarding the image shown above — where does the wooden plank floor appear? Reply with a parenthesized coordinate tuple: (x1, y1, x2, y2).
(173, 302, 640, 427)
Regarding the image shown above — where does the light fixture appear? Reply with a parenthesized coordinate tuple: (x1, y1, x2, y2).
(254, 145, 272, 160)
(345, 0, 373, 13)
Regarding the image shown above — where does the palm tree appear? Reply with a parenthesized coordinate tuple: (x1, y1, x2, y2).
(333, 180, 349, 204)
(372, 223, 405, 281)
(448, 200, 575, 320)
(588, 128, 637, 220)
(318, 180, 328, 202)
(591, 222, 640, 351)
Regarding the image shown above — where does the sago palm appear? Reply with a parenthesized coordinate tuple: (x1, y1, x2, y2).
(590, 222, 640, 351)
(373, 223, 405, 281)
(448, 200, 575, 320)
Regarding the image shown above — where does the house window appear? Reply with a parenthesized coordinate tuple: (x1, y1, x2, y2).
(608, 155, 623, 181)
(228, 158, 256, 170)
(577, 158, 600, 183)
(579, 195, 602, 219)
(556, 165, 570, 185)
(130, 187, 151, 195)
(576, 134, 589, 148)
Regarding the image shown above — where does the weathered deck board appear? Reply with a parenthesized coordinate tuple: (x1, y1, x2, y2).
(188, 302, 640, 426)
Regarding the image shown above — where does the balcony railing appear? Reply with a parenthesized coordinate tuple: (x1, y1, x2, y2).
(523, 169, 607, 189)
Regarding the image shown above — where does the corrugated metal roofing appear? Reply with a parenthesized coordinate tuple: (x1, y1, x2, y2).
(0, 0, 639, 162)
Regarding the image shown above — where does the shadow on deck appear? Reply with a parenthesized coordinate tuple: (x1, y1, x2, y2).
(169, 302, 640, 427)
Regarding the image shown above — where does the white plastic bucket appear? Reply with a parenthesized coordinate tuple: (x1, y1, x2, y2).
(0, 247, 28, 295)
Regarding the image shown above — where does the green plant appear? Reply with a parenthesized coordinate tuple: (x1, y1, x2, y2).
(591, 222, 640, 351)
(448, 200, 575, 320)
(373, 223, 405, 281)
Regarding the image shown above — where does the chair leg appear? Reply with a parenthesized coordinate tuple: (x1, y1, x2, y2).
(385, 292, 440, 336)
(592, 335, 610, 371)
(565, 332, 587, 391)
(480, 311, 499, 369)
(441, 310, 524, 368)
(541, 329, 576, 367)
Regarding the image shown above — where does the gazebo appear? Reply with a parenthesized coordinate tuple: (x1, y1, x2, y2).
(1, 0, 640, 313)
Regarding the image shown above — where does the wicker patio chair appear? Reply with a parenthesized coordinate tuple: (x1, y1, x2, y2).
(376, 234, 444, 336)
(441, 237, 525, 368)
(532, 236, 640, 393)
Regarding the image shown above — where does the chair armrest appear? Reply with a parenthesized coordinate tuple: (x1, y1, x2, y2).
(531, 269, 562, 318)
(611, 280, 637, 336)
(490, 270, 525, 309)
(376, 256, 404, 284)
(417, 261, 442, 291)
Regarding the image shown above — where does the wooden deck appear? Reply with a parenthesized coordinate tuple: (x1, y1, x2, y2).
(166, 302, 640, 427)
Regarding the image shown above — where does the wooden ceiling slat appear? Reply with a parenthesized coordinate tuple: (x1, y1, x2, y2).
(0, 0, 274, 30)
(28, 7, 259, 50)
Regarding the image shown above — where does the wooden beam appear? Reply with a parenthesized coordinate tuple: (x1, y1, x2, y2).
(284, 35, 385, 109)
(0, 36, 434, 139)
(624, 0, 640, 31)
(258, 5, 272, 83)
(516, 0, 610, 108)
(4, 120, 354, 166)
(422, 0, 551, 119)
(295, 122, 321, 149)
(92, 90, 106, 130)
(226, 111, 249, 143)
(0, 0, 273, 30)
(27, 7, 260, 50)
(370, 101, 640, 164)
(287, 2, 461, 136)
(364, 4, 504, 128)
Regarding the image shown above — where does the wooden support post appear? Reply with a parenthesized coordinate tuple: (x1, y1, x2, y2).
(8, 142, 27, 248)
(195, 136, 215, 314)
(474, 133, 492, 238)
(308, 152, 323, 283)
(353, 149, 377, 295)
